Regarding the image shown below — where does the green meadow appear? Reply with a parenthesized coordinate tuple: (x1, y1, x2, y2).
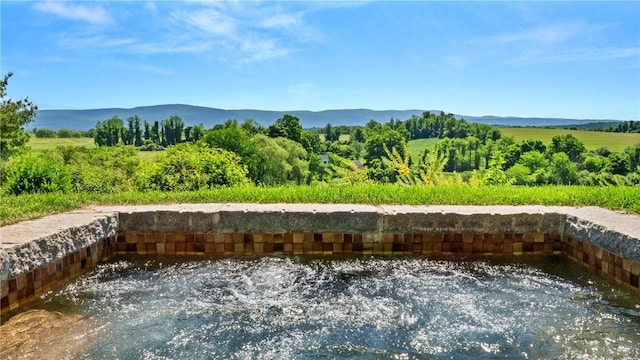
(2, 184, 638, 226)
(500, 127, 640, 152)
(27, 135, 95, 151)
(407, 138, 440, 162)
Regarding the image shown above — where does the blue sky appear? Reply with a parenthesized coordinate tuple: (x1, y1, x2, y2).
(2, 1, 639, 120)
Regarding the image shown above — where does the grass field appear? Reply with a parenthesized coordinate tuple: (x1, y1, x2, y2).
(26, 136, 163, 160)
(407, 138, 440, 162)
(1, 184, 638, 226)
(500, 128, 640, 152)
(27, 136, 95, 151)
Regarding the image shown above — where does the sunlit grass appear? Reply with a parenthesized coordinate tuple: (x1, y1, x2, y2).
(27, 136, 95, 151)
(500, 127, 640, 152)
(2, 184, 638, 226)
(407, 138, 440, 162)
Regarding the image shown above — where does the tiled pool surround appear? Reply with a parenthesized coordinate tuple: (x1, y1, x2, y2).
(1, 205, 639, 315)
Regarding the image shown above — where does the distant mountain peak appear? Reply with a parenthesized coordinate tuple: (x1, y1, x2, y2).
(32, 104, 620, 131)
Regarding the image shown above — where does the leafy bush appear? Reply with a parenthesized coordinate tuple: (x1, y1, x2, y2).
(4, 154, 71, 194)
(137, 141, 165, 151)
(134, 143, 249, 191)
(57, 128, 83, 138)
(35, 128, 57, 138)
(58, 146, 139, 193)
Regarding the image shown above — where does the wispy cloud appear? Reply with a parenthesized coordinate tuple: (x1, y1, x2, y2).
(489, 22, 595, 46)
(475, 20, 638, 66)
(33, 1, 112, 24)
(506, 45, 640, 66)
(31, 2, 324, 63)
(159, 2, 321, 62)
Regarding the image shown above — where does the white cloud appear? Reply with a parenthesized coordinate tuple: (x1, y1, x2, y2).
(33, 1, 112, 24)
(57, 34, 137, 50)
(33, 1, 324, 63)
(173, 8, 238, 37)
(488, 22, 605, 46)
(475, 21, 636, 66)
(158, 2, 322, 62)
(259, 13, 302, 29)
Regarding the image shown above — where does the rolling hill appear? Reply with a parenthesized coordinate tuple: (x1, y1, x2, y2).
(31, 104, 622, 131)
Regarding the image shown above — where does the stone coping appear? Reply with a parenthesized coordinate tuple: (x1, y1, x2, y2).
(1, 204, 639, 281)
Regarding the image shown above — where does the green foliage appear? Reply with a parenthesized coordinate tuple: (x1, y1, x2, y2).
(35, 128, 58, 138)
(518, 151, 548, 172)
(606, 120, 640, 133)
(549, 134, 586, 162)
(4, 154, 71, 195)
(162, 115, 184, 146)
(57, 128, 83, 138)
(1, 72, 38, 160)
(252, 135, 309, 185)
(202, 122, 261, 182)
(268, 114, 303, 143)
(300, 131, 322, 154)
(364, 126, 407, 166)
(401, 111, 499, 142)
(501, 127, 639, 153)
(547, 152, 578, 185)
(134, 143, 248, 191)
(59, 146, 140, 193)
(582, 155, 609, 173)
(323, 153, 368, 185)
(485, 150, 511, 185)
(94, 116, 124, 146)
(606, 152, 630, 175)
(3, 185, 639, 226)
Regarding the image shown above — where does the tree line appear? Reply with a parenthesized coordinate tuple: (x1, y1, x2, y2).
(93, 115, 204, 148)
(2, 68, 639, 195)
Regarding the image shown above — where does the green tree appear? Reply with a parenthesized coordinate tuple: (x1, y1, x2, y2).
(268, 114, 303, 143)
(162, 115, 184, 146)
(132, 116, 143, 146)
(5, 153, 71, 194)
(253, 134, 309, 185)
(57, 128, 82, 138)
(185, 124, 205, 143)
(582, 155, 609, 173)
(202, 124, 260, 183)
(94, 116, 124, 146)
(518, 150, 548, 172)
(549, 134, 586, 162)
(300, 131, 322, 154)
(35, 128, 57, 138)
(547, 152, 578, 184)
(324, 123, 340, 142)
(0, 72, 38, 159)
(135, 143, 248, 191)
(364, 126, 407, 165)
(351, 127, 365, 143)
(605, 152, 630, 175)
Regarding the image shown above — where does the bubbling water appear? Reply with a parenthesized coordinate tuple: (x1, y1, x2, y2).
(37, 256, 640, 359)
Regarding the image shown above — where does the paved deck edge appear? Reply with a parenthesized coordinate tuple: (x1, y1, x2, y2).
(1, 204, 639, 281)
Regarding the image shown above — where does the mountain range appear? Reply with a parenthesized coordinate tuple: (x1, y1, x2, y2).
(31, 104, 620, 131)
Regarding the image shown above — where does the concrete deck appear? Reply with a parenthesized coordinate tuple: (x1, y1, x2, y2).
(1, 204, 639, 281)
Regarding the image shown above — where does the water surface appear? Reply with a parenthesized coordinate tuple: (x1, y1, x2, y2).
(35, 256, 640, 359)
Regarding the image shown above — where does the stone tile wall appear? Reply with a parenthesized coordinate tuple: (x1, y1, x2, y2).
(2, 206, 639, 316)
(1, 236, 116, 313)
(115, 231, 564, 257)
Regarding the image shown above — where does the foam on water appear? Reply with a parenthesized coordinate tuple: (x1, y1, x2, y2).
(36, 256, 640, 359)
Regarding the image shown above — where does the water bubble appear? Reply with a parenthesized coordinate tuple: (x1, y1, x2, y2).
(23, 256, 640, 359)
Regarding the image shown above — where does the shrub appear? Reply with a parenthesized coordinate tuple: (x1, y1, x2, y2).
(134, 143, 249, 191)
(4, 155, 71, 194)
(58, 146, 139, 193)
(57, 128, 83, 138)
(34, 128, 57, 138)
